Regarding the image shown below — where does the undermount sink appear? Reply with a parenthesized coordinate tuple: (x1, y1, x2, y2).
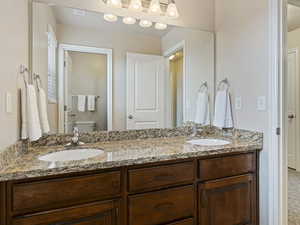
(39, 149, 104, 168)
(187, 139, 231, 146)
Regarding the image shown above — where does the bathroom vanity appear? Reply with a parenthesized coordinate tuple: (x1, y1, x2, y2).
(0, 128, 261, 225)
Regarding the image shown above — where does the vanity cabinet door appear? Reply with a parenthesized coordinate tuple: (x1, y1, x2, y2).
(11, 200, 120, 225)
(199, 174, 257, 225)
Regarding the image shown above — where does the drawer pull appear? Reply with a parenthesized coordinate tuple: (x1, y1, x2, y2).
(154, 202, 175, 210)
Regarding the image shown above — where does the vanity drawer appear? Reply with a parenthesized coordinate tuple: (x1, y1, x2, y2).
(128, 185, 194, 225)
(11, 171, 121, 215)
(199, 153, 255, 181)
(128, 161, 195, 192)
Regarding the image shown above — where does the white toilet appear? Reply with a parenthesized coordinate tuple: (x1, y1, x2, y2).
(75, 121, 96, 133)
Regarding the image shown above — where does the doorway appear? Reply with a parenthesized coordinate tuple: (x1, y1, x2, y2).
(58, 44, 113, 133)
(168, 50, 184, 127)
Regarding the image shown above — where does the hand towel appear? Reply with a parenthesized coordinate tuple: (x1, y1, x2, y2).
(77, 95, 86, 112)
(213, 90, 233, 128)
(194, 91, 210, 125)
(87, 95, 96, 111)
(38, 87, 50, 133)
(27, 85, 42, 141)
(20, 81, 28, 140)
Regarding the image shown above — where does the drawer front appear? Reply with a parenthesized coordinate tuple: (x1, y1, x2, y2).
(129, 185, 194, 225)
(128, 162, 195, 192)
(199, 153, 255, 181)
(166, 218, 194, 225)
(12, 200, 119, 225)
(11, 171, 121, 215)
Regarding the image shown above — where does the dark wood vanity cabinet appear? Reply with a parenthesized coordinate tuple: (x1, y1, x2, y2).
(1, 151, 259, 225)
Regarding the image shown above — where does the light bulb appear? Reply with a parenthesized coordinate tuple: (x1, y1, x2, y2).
(104, 13, 118, 22)
(148, 0, 162, 15)
(139, 20, 152, 28)
(129, 0, 143, 12)
(123, 17, 136, 25)
(166, 2, 179, 18)
(155, 22, 167, 30)
(106, 0, 122, 8)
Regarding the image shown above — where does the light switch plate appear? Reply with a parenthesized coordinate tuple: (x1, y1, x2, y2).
(235, 96, 242, 110)
(257, 96, 267, 111)
(5, 92, 12, 113)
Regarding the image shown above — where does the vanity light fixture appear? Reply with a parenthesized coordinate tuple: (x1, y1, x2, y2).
(106, 0, 123, 8)
(128, 0, 143, 12)
(148, 0, 162, 15)
(169, 55, 175, 60)
(104, 13, 118, 22)
(155, 22, 167, 30)
(166, 0, 179, 19)
(139, 19, 153, 28)
(123, 17, 137, 24)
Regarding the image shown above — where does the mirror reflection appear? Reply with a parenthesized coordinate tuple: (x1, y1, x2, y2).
(31, 1, 214, 134)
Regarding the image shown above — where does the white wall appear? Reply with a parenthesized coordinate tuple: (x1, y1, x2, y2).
(214, 0, 269, 224)
(57, 24, 162, 130)
(0, 0, 28, 150)
(32, 2, 58, 133)
(162, 27, 215, 123)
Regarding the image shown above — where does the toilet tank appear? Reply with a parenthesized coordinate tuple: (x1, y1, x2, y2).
(75, 121, 96, 133)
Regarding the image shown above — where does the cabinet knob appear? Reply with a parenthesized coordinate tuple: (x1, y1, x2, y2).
(128, 115, 134, 120)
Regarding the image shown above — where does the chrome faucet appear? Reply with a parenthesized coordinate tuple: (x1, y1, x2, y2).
(65, 127, 85, 146)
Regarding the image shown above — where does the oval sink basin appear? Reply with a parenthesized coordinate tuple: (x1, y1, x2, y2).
(187, 139, 231, 146)
(39, 149, 104, 168)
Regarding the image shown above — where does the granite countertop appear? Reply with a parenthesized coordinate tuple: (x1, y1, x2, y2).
(0, 130, 263, 181)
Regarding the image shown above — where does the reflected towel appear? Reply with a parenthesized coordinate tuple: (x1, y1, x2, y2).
(194, 91, 210, 125)
(213, 90, 233, 128)
(38, 87, 50, 133)
(77, 95, 86, 112)
(87, 95, 96, 111)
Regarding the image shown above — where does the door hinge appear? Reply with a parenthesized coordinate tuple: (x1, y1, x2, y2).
(64, 61, 66, 67)
(64, 105, 67, 111)
(276, 127, 280, 135)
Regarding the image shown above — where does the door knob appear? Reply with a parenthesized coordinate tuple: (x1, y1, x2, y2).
(128, 115, 134, 119)
(288, 114, 295, 119)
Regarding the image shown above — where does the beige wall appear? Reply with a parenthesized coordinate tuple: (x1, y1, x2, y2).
(214, 0, 269, 224)
(57, 24, 161, 130)
(32, 2, 58, 133)
(162, 27, 215, 123)
(68, 51, 107, 131)
(0, 0, 28, 150)
(288, 28, 300, 50)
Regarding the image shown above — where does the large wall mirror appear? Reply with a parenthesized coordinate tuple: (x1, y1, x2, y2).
(30, 0, 215, 134)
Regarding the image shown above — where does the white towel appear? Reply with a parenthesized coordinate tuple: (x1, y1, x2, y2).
(26, 85, 42, 141)
(77, 95, 86, 112)
(20, 81, 28, 140)
(38, 87, 50, 134)
(87, 95, 96, 111)
(194, 91, 210, 125)
(213, 90, 233, 128)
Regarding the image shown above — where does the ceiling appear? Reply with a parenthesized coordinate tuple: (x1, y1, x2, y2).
(288, 4, 300, 31)
(52, 6, 173, 37)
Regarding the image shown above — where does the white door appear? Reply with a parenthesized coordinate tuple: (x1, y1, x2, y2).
(126, 53, 165, 130)
(287, 49, 298, 169)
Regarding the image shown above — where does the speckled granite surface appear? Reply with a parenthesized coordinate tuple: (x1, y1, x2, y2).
(0, 127, 263, 182)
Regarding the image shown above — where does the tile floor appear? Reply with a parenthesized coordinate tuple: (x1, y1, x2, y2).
(289, 169, 300, 225)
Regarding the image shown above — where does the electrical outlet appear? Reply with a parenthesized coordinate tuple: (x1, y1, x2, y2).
(5, 92, 12, 113)
(235, 96, 242, 110)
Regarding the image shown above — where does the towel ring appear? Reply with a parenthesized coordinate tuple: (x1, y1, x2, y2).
(33, 73, 42, 91)
(217, 78, 230, 91)
(198, 81, 208, 92)
(19, 65, 30, 87)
